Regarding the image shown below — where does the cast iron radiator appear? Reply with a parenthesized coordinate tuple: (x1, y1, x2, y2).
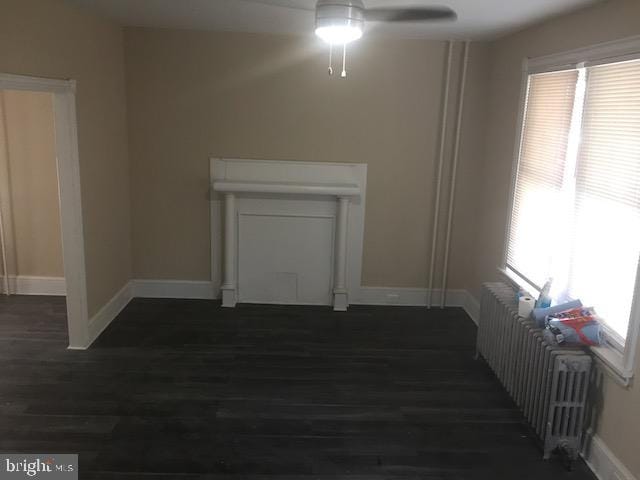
(477, 282, 592, 460)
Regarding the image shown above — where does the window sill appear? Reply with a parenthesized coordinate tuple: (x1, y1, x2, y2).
(590, 345, 633, 388)
(498, 267, 540, 296)
(496, 266, 634, 388)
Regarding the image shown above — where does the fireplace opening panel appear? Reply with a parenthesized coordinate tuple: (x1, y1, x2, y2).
(238, 209, 334, 305)
(210, 158, 367, 311)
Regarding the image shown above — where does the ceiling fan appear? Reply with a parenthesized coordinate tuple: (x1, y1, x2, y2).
(245, 0, 457, 77)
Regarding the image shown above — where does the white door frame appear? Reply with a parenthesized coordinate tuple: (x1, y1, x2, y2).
(0, 73, 89, 348)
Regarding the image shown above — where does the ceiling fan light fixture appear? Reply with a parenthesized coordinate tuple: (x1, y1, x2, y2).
(315, 24, 362, 45)
(315, 0, 364, 45)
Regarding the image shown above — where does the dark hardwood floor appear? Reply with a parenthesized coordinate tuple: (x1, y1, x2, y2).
(0, 295, 597, 479)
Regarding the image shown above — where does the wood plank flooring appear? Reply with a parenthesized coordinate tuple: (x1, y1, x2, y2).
(0, 295, 597, 479)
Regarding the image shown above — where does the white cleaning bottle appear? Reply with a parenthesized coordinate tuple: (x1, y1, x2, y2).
(536, 278, 553, 309)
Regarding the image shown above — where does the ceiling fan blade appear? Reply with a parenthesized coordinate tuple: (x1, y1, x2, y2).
(236, 0, 315, 11)
(364, 6, 456, 22)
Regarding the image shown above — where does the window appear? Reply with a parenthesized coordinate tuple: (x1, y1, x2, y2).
(506, 55, 640, 355)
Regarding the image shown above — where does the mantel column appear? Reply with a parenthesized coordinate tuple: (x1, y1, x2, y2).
(333, 196, 350, 311)
(221, 193, 237, 307)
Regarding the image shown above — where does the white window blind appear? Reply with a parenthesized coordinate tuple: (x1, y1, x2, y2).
(507, 70, 579, 289)
(569, 60, 640, 340)
(507, 58, 640, 342)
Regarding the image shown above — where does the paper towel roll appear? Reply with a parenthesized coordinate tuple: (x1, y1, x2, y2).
(518, 296, 535, 318)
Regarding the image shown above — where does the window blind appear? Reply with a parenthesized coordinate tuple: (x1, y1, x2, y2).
(507, 58, 640, 343)
(569, 60, 640, 339)
(507, 70, 579, 289)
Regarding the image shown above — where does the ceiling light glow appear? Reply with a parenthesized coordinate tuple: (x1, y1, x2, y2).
(315, 25, 363, 45)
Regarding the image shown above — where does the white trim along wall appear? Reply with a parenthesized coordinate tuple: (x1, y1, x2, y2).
(116, 280, 481, 324)
(583, 430, 638, 480)
(0, 276, 66, 296)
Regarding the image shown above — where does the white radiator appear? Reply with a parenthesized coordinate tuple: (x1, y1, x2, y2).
(477, 282, 592, 460)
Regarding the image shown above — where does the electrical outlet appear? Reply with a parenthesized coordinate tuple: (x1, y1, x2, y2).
(386, 293, 400, 304)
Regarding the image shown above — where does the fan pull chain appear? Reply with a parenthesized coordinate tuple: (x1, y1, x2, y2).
(341, 44, 347, 78)
(328, 44, 333, 76)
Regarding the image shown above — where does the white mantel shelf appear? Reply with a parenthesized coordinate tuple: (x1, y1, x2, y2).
(213, 179, 360, 198)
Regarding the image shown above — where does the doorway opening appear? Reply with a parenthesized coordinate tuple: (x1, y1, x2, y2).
(0, 74, 88, 348)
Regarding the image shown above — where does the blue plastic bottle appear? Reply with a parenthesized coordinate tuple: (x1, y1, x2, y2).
(536, 278, 553, 309)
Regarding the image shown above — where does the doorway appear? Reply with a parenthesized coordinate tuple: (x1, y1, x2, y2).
(0, 73, 88, 348)
(0, 89, 65, 293)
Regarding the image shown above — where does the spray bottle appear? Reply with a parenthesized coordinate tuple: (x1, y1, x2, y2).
(536, 278, 553, 309)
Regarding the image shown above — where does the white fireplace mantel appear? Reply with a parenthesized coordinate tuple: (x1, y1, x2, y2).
(209, 158, 367, 311)
(213, 179, 361, 198)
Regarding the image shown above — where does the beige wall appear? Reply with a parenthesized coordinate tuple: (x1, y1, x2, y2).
(444, 44, 491, 295)
(475, 0, 640, 475)
(0, 0, 132, 315)
(0, 89, 63, 277)
(125, 27, 489, 290)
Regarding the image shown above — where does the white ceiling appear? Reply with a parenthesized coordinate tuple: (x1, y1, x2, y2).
(65, 0, 603, 41)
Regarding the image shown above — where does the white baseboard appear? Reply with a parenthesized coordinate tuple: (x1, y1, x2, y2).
(73, 277, 340, 348)
(353, 286, 477, 323)
(354, 286, 466, 307)
(582, 431, 637, 480)
(127, 281, 479, 321)
(79, 281, 480, 348)
(462, 292, 480, 325)
(81, 281, 133, 349)
(0, 275, 66, 296)
(131, 279, 217, 300)
(354, 286, 430, 306)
